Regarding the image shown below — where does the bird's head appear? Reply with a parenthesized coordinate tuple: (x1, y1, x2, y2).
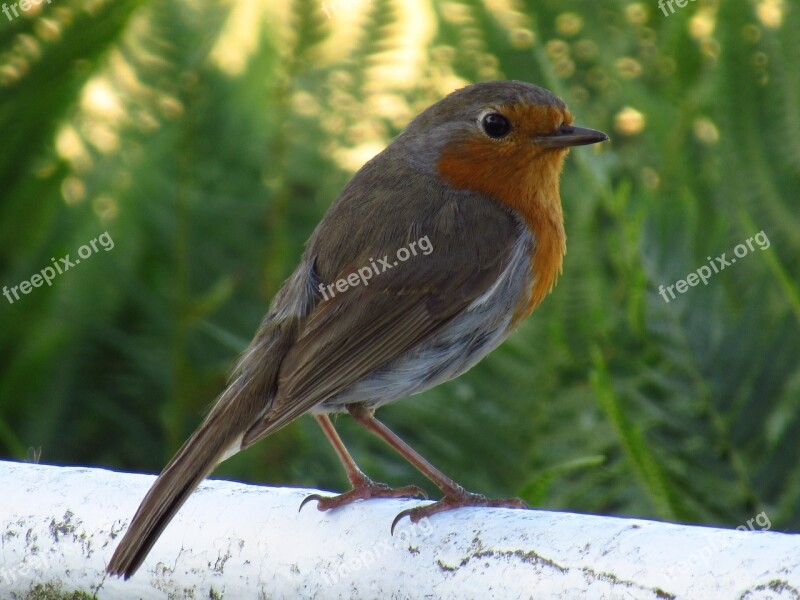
(398, 80, 608, 212)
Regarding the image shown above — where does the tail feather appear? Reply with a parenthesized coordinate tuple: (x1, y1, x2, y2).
(106, 370, 263, 579)
(106, 311, 302, 578)
(106, 421, 235, 579)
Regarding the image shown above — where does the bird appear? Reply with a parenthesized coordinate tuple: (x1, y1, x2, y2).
(106, 80, 608, 579)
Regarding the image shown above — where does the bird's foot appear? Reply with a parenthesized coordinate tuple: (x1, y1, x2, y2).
(391, 490, 528, 533)
(300, 478, 427, 512)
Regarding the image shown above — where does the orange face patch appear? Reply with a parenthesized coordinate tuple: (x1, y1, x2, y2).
(436, 103, 572, 321)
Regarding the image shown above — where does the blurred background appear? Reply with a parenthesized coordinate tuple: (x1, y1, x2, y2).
(0, 0, 798, 532)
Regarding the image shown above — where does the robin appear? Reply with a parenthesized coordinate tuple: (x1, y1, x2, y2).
(107, 80, 608, 579)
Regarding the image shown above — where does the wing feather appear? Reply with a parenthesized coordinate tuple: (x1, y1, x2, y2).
(241, 166, 524, 448)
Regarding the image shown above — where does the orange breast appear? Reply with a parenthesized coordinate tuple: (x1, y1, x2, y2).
(436, 109, 569, 326)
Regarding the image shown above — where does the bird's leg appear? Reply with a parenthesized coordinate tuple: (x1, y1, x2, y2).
(348, 404, 528, 532)
(299, 414, 427, 512)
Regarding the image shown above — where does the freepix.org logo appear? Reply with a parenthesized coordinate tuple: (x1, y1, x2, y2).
(658, 230, 770, 304)
(3, 231, 115, 305)
(318, 235, 433, 302)
(2, 0, 53, 21)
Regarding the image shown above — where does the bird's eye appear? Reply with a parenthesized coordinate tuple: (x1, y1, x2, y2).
(480, 113, 511, 139)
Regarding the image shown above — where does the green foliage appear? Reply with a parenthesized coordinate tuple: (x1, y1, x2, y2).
(0, 0, 798, 533)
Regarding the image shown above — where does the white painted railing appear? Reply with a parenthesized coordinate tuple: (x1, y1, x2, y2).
(1, 460, 798, 599)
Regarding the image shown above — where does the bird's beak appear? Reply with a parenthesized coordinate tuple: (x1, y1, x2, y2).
(534, 125, 609, 148)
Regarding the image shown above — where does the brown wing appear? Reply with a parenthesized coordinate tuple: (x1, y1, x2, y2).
(241, 184, 522, 448)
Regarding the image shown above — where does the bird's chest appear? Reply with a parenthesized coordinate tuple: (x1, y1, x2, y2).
(316, 231, 535, 411)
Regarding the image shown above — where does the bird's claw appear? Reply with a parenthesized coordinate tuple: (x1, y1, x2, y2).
(390, 492, 529, 534)
(391, 507, 418, 534)
(298, 494, 324, 512)
(298, 481, 427, 513)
